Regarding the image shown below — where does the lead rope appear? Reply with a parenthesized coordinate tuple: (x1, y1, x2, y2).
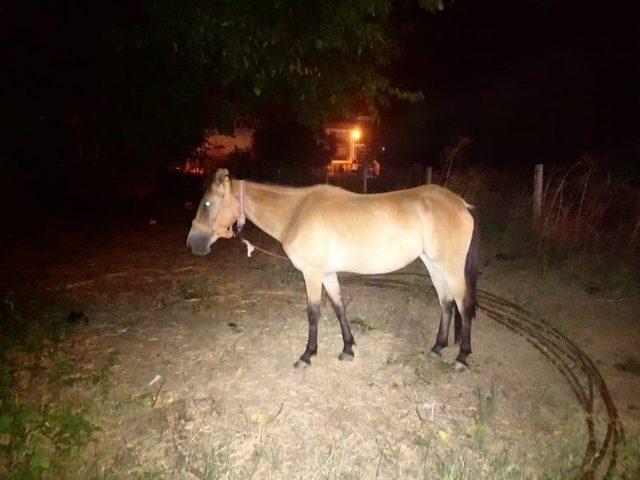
(234, 179, 288, 260)
(242, 240, 289, 260)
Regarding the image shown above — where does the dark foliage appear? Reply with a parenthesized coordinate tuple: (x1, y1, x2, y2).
(0, 0, 437, 175)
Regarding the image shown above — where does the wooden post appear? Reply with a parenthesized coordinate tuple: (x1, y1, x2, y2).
(533, 163, 543, 220)
(363, 165, 368, 194)
(426, 166, 432, 184)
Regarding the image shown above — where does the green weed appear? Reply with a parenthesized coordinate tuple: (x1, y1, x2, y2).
(434, 455, 471, 480)
(0, 392, 99, 479)
(618, 434, 640, 479)
(431, 449, 524, 480)
(0, 294, 105, 479)
(539, 413, 584, 480)
(473, 383, 499, 453)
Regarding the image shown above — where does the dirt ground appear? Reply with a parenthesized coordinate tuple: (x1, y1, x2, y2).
(3, 200, 639, 479)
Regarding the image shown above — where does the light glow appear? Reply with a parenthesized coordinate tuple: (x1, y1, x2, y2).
(351, 128, 362, 141)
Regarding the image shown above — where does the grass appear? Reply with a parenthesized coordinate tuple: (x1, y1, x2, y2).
(350, 316, 375, 332)
(474, 164, 640, 295)
(618, 434, 640, 480)
(201, 446, 239, 480)
(472, 383, 499, 453)
(0, 293, 107, 479)
(613, 357, 640, 376)
(424, 448, 525, 480)
(386, 351, 453, 383)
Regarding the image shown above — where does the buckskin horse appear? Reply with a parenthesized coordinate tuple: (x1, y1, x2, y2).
(186, 169, 480, 371)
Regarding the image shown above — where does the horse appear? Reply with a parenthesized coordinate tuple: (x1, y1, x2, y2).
(186, 169, 480, 371)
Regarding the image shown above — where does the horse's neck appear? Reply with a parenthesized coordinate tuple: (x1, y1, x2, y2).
(234, 180, 304, 241)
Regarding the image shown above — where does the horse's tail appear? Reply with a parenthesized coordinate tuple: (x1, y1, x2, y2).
(454, 206, 480, 344)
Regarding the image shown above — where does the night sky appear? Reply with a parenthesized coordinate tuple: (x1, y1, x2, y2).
(383, 0, 638, 169)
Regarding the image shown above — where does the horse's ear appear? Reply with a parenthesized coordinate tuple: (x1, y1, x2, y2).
(213, 168, 229, 186)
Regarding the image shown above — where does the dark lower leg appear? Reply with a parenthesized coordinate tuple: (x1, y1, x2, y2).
(431, 300, 454, 355)
(455, 311, 473, 366)
(329, 297, 355, 358)
(297, 303, 320, 365)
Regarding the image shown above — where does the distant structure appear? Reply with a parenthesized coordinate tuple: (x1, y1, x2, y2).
(182, 117, 259, 175)
(324, 116, 373, 176)
(179, 115, 380, 178)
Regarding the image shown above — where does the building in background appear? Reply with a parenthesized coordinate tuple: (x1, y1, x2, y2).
(324, 116, 379, 177)
(181, 117, 259, 175)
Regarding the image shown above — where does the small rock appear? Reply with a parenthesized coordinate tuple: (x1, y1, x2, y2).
(227, 322, 241, 333)
(67, 311, 89, 325)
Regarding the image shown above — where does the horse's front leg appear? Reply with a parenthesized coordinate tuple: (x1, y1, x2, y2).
(294, 272, 323, 368)
(323, 272, 355, 361)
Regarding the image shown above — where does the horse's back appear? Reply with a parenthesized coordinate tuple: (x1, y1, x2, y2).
(281, 184, 473, 275)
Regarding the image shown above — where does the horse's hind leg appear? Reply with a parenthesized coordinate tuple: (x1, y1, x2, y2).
(420, 254, 454, 356)
(452, 293, 474, 371)
(294, 271, 323, 368)
(433, 299, 455, 355)
(323, 272, 355, 361)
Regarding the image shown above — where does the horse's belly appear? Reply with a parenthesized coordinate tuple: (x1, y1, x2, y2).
(329, 240, 421, 274)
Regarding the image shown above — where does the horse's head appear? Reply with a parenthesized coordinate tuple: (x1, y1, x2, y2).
(186, 168, 240, 255)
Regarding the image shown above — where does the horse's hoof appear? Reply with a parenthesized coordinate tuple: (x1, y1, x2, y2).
(453, 360, 468, 373)
(338, 352, 354, 362)
(294, 358, 311, 368)
(428, 349, 442, 359)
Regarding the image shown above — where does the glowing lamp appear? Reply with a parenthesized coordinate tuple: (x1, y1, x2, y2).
(351, 128, 362, 141)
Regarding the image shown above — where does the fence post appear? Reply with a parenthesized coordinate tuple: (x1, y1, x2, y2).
(533, 163, 543, 220)
(426, 166, 432, 184)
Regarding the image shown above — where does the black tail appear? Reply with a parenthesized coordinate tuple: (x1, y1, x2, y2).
(454, 206, 480, 344)
(464, 206, 481, 318)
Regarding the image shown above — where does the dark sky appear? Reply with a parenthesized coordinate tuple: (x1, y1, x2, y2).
(382, 0, 638, 169)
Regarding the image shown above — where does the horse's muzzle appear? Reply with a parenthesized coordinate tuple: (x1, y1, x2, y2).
(186, 226, 212, 256)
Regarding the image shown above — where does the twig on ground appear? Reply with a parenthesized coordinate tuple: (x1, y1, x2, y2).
(65, 279, 95, 289)
(103, 271, 128, 279)
(271, 400, 286, 421)
(151, 376, 165, 407)
(60, 266, 199, 290)
(96, 327, 130, 338)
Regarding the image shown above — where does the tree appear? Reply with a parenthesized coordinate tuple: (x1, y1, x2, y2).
(1, 0, 443, 171)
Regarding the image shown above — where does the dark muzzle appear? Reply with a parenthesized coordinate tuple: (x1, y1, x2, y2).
(186, 226, 213, 256)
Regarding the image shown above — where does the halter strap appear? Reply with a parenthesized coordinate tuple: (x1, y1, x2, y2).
(237, 180, 246, 232)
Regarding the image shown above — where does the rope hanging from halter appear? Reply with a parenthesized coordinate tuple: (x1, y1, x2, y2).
(233, 179, 288, 260)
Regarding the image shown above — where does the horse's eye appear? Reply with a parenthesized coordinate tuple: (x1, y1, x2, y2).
(204, 201, 211, 207)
